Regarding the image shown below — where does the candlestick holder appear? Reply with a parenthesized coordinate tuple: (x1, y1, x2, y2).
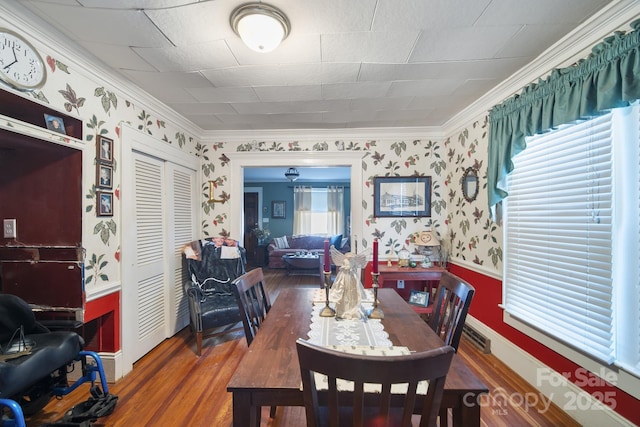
(319, 271, 336, 317)
(367, 273, 384, 319)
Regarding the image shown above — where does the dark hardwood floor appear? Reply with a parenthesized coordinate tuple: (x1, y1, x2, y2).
(27, 268, 579, 427)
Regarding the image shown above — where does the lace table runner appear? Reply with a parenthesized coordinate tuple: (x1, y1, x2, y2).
(306, 294, 429, 394)
(308, 293, 391, 347)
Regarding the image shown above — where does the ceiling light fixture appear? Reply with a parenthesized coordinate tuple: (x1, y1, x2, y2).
(285, 167, 299, 182)
(230, 3, 290, 53)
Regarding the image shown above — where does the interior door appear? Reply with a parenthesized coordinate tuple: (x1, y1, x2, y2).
(131, 151, 168, 363)
(244, 192, 259, 261)
(167, 163, 196, 334)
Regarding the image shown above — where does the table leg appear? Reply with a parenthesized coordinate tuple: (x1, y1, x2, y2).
(233, 392, 261, 427)
(452, 393, 481, 427)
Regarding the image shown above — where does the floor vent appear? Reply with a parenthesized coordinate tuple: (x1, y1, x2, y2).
(462, 324, 491, 354)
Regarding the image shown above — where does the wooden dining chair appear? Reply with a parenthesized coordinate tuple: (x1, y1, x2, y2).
(231, 267, 276, 418)
(428, 271, 475, 352)
(296, 339, 455, 427)
(230, 267, 272, 346)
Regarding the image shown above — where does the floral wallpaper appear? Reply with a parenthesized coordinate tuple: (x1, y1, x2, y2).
(0, 19, 200, 293)
(200, 118, 503, 275)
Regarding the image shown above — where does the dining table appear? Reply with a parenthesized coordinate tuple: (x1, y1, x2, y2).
(227, 287, 488, 427)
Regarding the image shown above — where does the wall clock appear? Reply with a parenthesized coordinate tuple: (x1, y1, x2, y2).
(0, 28, 47, 91)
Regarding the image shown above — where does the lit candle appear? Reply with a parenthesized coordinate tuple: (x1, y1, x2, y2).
(324, 239, 330, 272)
(373, 238, 379, 274)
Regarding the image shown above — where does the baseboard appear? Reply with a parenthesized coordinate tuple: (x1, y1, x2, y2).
(466, 316, 634, 427)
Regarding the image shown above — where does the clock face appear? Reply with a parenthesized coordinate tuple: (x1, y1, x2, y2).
(0, 29, 46, 91)
(419, 232, 432, 244)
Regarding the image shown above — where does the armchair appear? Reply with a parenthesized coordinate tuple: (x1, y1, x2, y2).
(182, 238, 247, 356)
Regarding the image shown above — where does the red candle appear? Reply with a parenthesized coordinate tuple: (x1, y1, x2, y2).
(324, 239, 330, 272)
(372, 238, 379, 274)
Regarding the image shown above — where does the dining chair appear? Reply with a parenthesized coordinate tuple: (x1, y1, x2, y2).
(231, 267, 276, 417)
(296, 339, 455, 427)
(428, 271, 475, 352)
(230, 267, 272, 347)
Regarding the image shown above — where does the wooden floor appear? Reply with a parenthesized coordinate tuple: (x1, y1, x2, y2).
(27, 268, 580, 427)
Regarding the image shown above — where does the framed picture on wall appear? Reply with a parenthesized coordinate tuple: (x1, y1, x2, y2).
(374, 176, 431, 218)
(97, 191, 113, 217)
(97, 135, 114, 163)
(272, 200, 286, 219)
(96, 163, 113, 189)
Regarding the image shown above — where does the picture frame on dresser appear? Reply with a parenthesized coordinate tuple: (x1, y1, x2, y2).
(408, 290, 429, 307)
(44, 113, 66, 134)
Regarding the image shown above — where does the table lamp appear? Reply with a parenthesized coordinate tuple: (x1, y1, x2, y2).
(415, 229, 440, 267)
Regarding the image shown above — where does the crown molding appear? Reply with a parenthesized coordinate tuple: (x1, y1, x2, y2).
(4, 1, 638, 143)
(0, 2, 202, 138)
(442, 0, 640, 136)
(201, 126, 445, 143)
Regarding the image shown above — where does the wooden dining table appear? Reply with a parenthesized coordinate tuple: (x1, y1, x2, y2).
(227, 287, 488, 427)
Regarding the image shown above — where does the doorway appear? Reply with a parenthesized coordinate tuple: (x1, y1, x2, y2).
(228, 152, 364, 250)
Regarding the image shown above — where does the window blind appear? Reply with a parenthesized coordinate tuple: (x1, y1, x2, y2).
(504, 114, 614, 363)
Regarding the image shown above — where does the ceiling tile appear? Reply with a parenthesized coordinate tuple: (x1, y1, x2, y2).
(133, 41, 237, 72)
(145, 1, 237, 45)
(254, 86, 323, 102)
(185, 86, 259, 103)
(410, 25, 523, 62)
(372, 0, 493, 31)
(321, 82, 392, 100)
(388, 80, 462, 98)
(321, 32, 419, 63)
(22, 2, 171, 47)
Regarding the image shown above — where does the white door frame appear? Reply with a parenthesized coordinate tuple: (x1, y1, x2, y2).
(120, 124, 199, 377)
(227, 151, 364, 246)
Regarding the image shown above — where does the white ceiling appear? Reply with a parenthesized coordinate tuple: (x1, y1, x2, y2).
(14, 0, 614, 132)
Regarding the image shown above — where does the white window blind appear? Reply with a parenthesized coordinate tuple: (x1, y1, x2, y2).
(504, 114, 614, 363)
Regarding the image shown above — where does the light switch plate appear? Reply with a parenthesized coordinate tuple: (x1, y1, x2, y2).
(3, 219, 17, 238)
(397, 280, 405, 289)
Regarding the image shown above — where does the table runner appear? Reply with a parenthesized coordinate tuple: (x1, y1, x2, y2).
(308, 288, 391, 347)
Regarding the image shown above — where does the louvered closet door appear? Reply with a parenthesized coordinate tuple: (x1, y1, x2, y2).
(131, 152, 168, 363)
(167, 163, 196, 334)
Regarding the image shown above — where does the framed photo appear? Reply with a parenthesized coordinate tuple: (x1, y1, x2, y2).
(97, 135, 114, 163)
(272, 200, 286, 219)
(96, 163, 113, 189)
(408, 290, 429, 307)
(374, 176, 431, 218)
(97, 191, 113, 217)
(44, 114, 66, 134)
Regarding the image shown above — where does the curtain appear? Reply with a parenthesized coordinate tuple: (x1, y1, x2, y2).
(326, 186, 344, 236)
(487, 18, 640, 211)
(293, 186, 312, 235)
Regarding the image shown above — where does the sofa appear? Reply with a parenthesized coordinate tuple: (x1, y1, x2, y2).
(267, 234, 349, 268)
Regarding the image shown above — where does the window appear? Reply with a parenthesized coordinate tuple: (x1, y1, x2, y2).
(504, 105, 640, 377)
(293, 186, 344, 236)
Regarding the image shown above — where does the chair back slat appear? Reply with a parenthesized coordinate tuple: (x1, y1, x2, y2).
(296, 339, 455, 427)
(428, 272, 475, 351)
(231, 268, 272, 346)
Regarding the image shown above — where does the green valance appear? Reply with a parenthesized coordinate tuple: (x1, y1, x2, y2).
(487, 19, 640, 210)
